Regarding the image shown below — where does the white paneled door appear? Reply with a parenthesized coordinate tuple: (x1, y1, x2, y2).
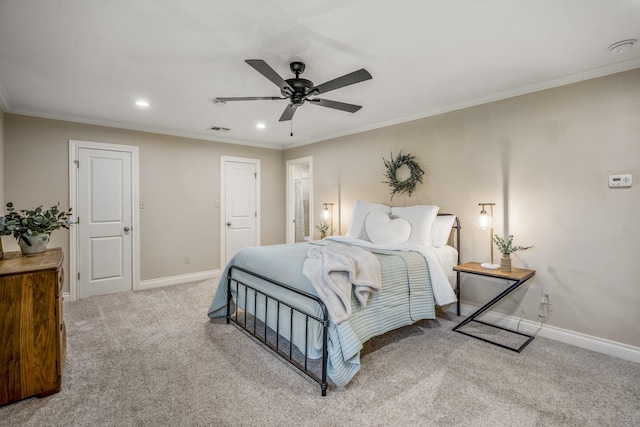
(221, 157, 260, 267)
(77, 147, 134, 299)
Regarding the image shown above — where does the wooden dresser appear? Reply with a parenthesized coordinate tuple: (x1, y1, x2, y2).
(0, 248, 66, 406)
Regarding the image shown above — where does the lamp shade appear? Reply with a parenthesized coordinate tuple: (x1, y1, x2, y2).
(322, 208, 330, 220)
(475, 211, 493, 230)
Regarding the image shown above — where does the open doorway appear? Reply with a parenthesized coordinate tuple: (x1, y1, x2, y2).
(286, 157, 313, 243)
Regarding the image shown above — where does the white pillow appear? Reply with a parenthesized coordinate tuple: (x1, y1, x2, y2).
(431, 215, 456, 247)
(365, 212, 412, 245)
(346, 200, 391, 241)
(390, 205, 440, 246)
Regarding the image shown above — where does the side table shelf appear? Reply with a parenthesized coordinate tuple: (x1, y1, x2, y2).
(453, 262, 536, 353)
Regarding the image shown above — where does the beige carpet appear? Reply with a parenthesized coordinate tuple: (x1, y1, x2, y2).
(1, 280, 639, 426)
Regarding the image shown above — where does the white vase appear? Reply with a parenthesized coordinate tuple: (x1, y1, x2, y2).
(18, 233, 49, 255)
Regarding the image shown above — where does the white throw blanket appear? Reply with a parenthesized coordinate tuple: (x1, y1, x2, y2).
(302, 244, 381, 324)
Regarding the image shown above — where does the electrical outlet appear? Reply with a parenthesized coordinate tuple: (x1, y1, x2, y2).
(539, 292, 552, 320)
(184, 255, 190, 264)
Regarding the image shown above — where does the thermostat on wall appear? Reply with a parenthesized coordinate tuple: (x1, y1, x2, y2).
(609, 174, 632, 188)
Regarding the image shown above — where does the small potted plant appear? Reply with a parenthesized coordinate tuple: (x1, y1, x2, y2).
(315, 222, 329, 239)
(1, 202, 73, 255)
(493, 234, 533, 272)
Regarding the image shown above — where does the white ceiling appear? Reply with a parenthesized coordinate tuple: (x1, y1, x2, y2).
(1, 1, 639, 150)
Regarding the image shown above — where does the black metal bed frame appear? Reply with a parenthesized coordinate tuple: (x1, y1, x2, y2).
(226, 265, 330, 395)
(225, 214, 461, 396)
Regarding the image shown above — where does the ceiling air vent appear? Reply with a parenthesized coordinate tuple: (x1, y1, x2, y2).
(207, 126, 230, 132)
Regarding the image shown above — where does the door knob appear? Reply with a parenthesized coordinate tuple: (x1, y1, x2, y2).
(226, 222, 232, 227)
(124, 226, 130, 232)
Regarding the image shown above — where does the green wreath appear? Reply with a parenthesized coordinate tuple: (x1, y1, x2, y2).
(382, 151, 424, 199)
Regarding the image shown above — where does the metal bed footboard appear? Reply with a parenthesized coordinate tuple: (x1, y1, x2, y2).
(226, 265, 330, 396)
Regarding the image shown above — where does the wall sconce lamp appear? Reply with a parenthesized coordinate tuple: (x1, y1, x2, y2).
(322, 203, 334, 236)
(475, 202, 500, 269)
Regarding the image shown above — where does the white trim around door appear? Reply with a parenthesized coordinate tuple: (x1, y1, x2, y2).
(68, 140, 140, 302)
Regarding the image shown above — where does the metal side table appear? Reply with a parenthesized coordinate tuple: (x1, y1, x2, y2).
(453, 262, 536, 352)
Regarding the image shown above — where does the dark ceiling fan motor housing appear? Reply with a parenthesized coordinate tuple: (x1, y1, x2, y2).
(215, 59, 372, 122)
(284, 62, 314, 106)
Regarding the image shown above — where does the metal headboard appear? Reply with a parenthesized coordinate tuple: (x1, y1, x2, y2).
(437, 213, 461, 315)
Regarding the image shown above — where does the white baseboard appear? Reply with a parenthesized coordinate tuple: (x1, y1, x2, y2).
(449, 303, 640, 364)
(137, 270, 221, 291)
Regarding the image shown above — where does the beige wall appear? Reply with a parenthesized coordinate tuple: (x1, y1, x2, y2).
(285, 69, 640, 348)
(3, 115, 285, 290)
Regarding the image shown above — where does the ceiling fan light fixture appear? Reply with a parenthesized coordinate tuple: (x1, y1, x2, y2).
(608, 39, 637, 54)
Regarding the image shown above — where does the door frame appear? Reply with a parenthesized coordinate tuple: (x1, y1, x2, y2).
(68, 140, 140, 302)
(220, 156, 261, 268)
(285, 156, 313, 244)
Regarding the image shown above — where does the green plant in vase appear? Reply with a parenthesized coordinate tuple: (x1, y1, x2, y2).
(1, 202, 73, 254)
(315, 222, 329, 239)
(493, 234, 533, 272)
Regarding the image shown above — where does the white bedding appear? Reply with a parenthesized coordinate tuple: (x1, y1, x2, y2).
(324, 236, 458, 306)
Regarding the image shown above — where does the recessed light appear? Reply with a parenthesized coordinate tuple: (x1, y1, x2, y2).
(608, 39, 637, 54)
(135, 100, 150, 107)
(256, 123, 266, 129)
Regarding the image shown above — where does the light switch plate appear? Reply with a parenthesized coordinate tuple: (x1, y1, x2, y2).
(609, 174, 632, 187)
